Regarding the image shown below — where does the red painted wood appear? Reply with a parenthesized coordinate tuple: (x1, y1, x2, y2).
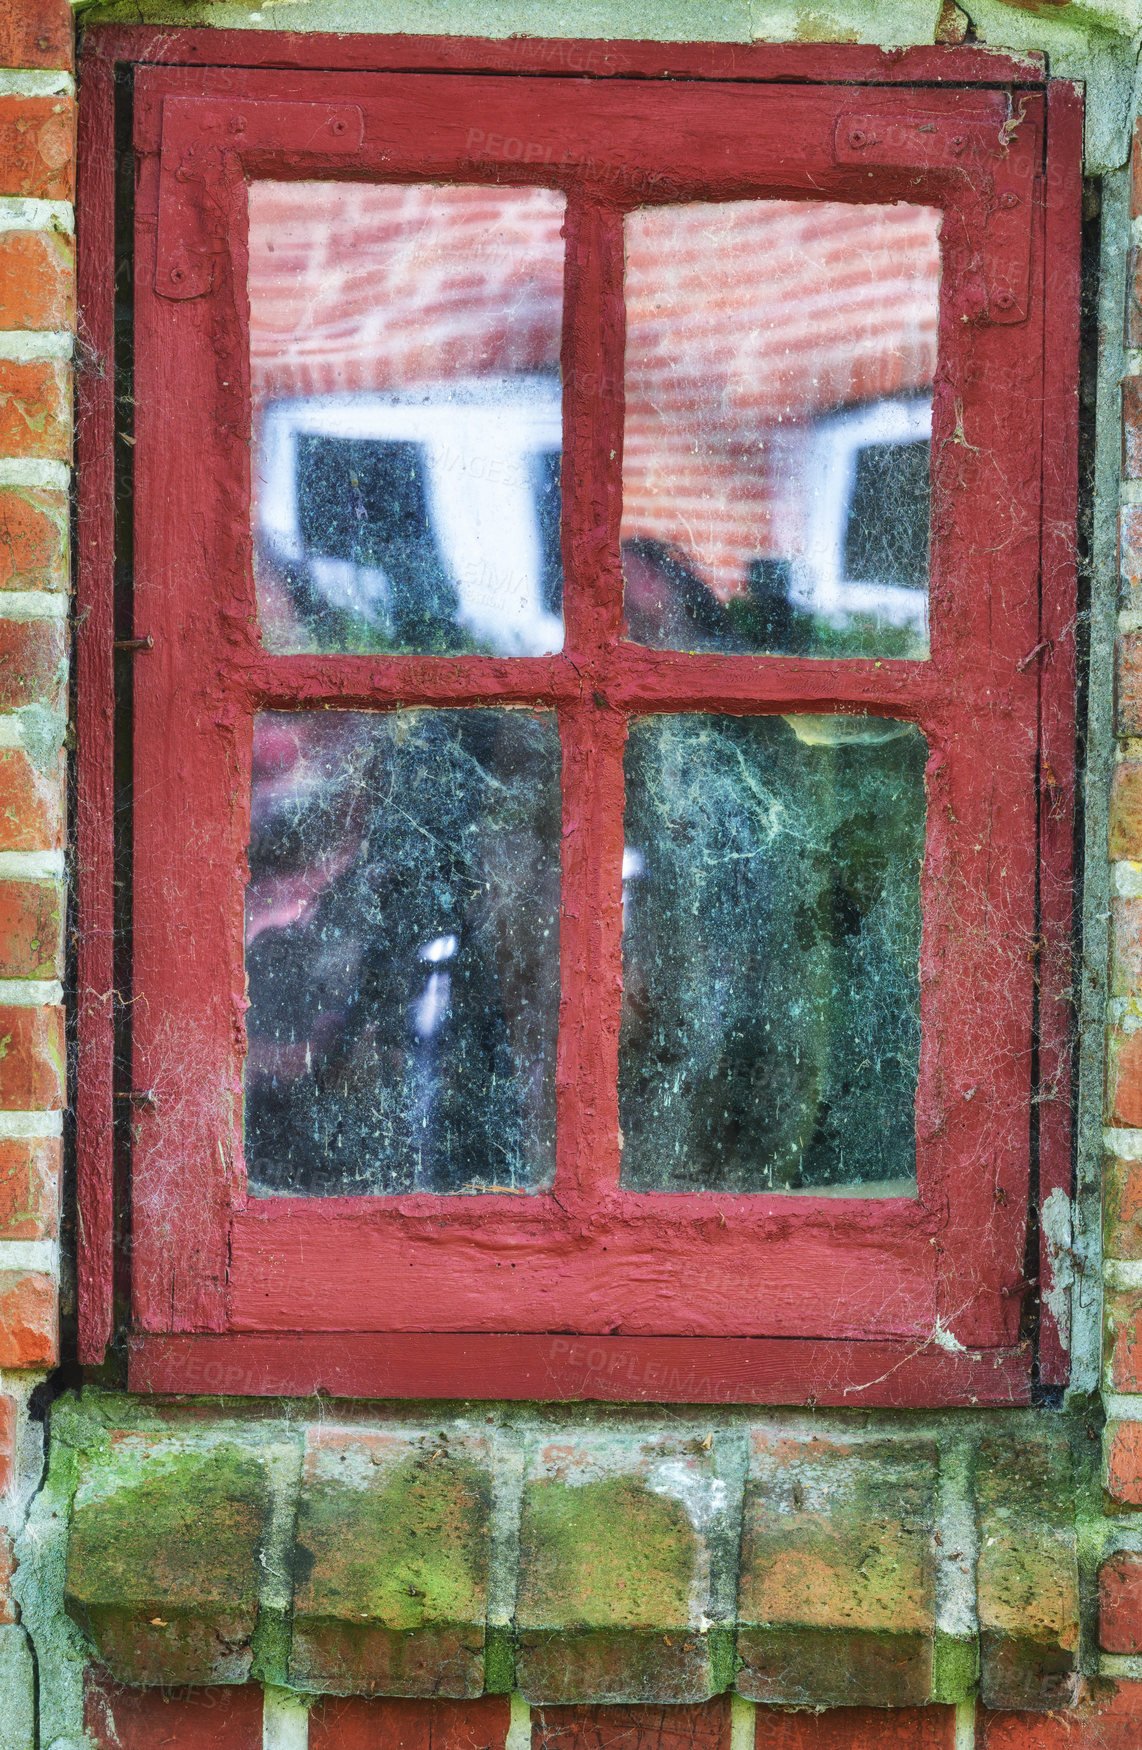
(533, 1699, 730, 1750)
(1035, 81, 1083, 1385)
(105, 55, 1067, 1393)
(126, 1331, 1031, 1407)
(311, 1694, 510, 1750)
(84, 1677, 263, 1750)
(82, 26, 1046, 88)
(75, 50, 116, 1366)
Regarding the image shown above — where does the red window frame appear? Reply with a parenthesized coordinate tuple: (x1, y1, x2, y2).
(76, 29, 1081, 1406)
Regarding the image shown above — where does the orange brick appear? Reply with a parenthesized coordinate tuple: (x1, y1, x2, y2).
(0, 1004, 64, 1108)
(0, 747, 64, 851)
(0, 230, 72, 331)
(0, 0, 72, 70)
(0, 879, 62, 978)
(0, 96, 73, 203)
(981, 1679, 1142, 1747)
(0, 1526, 15, 1625)
(1110, 762, 1142, 860)
(1101, 1552, 1142, 1654)
(0, 487, 67, 591)
(1111, 898, 1142, 995)
(1107, 1289, 1142, 1391)
(0, 619, 65, 711)
(1117, 636, 1142, 737)
(0, 1135, 58, 1238)
(1108, 1031, 1142, 1127)
(1108, 1421, 1142, 1505)
(0, 1394, 12, 1493)
(1121, 505, 1142, 588)
(1106, 1154, 1142, 1260)
(1128, 248, 1142, 350)
(0, 357, 69, 460)
(1125, 378, 1142, 480)
(0, 1269, 54, 1365)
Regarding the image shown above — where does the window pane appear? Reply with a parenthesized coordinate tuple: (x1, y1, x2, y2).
(244, 708, 561, 1195)
(249, 183, 566, 657)
(622, 201, 940, 659)
(619, 714, 926, 1194)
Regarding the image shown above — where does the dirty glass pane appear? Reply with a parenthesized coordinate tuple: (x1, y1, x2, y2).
(248, 183, 566, 657)
(619, 714, 927, 1193)
(244, 708, 561, 1196)
(622, 201, 940, 659)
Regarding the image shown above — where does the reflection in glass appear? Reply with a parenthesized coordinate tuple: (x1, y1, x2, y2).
(249, 183, 566, 657)
(619, 714, 927, 1194)
(243, 709, 561, 1196)
(622, 201, 940, 659)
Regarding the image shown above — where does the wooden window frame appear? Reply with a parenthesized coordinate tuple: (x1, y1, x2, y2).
(76, 28, 1081, 1406)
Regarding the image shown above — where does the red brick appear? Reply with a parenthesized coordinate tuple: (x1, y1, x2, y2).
(1125, 378, 1142, 479)
(0, 97, 73, 202)
(1101, 1553, 1142, 1653)
(1109, 762, 1142, 859)
(0, 1004, 64, 1108)
(1105, 1154, 1142, 1259)
(84, 1679, 264, 1750)
(0, 1134, 57, 1238)
(1135, 120, 1142, 219)
(0, 487, 66, 591)
(312, 1696, 510, 1750)
(0, 747, 64, 851)
(0, 230, 72, 331)
(1107, 1031, 1142, 1127)
(0, 1393, 13, 1493)
(1128, 248, 1142, 349)
(981, 1680, 1142, 1747)
(1117, 637, 1142, 736)
(1121, 506, 1142, 588)
(0, 0, 72, 70)
(754, 1709, 955, 1748)
(1107, 1422, 1142, 1506)
(0, 618, 65, 711)
(0, 1525, 15, 1625)
(1106, 1290, 1142, 1391)
(1111, 897, 1142, 994)
(0, 879, 61, 978)
(0, 357, 69, 459)
(0, 1269, 55, 1366)
(531, 1703, 730, 1750)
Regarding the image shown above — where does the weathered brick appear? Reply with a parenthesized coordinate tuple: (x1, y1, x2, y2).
(310, 1695, 510, 1750)
(1106, 1421, 1142, 1506)
(1125, 378, 1142, 479)
(0, 1269, 55, 1366)
(0, 0, 73, 70)
(1123, 506, 1142, 591)
(0, 878, 62, 977)
(516, 1433, 729, 1705)
(0, 96, 74, 202)
(1109, 762, 1142, 860)
(1118, 637, 1142, 736)
(736, 1432, 937, 1710)
(1107, 1030, 1142, 1128)
(1128, 248, 1142, 350)
(0, 1525, 16, 1626)
(0, 1393, 14, 1493)
(1134, 120, 1142, 219)
(0, 1003, 64, 1108)
(1106, 1289, 1142, 1391)
(1100, 1552, 1142, 1653)
(1110, 898, 1142, 995)
(0, 618, 64, 711)
(0, 229, 73, 332)
(290, 1426, 491, 1699)
(66, 1437, 270, 1687)
(0, 357, 69, 459)
(974, 1436, 1078, 1710)
(85, 1677, 264, 1750)
(753, 1709, 955, 1748)
(0, 486, 67, 591)
(980, 1678, 1142, 1746)
(0, 1134, 58, 1238)
(0, 746, 64, 850)
(532, 1701, 731, 1750)
(1105, 1153, 1142, 1260)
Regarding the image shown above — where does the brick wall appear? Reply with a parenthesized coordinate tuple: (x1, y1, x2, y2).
(0, 0, 72, 1734)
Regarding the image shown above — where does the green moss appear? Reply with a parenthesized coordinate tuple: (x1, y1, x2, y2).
(518, 1475, 696, 1632)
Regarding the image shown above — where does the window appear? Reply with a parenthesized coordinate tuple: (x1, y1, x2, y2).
(77, 37, 1080, 1404)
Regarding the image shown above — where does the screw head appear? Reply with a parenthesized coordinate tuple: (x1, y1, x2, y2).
(949, 134, 967, 154)
(169, 265, 185, 284)
(1000, 190, 1020, 209)
(994, 289, 1016, 311)
(848, 128, 871, 150)
(330, 116, 347, 136)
